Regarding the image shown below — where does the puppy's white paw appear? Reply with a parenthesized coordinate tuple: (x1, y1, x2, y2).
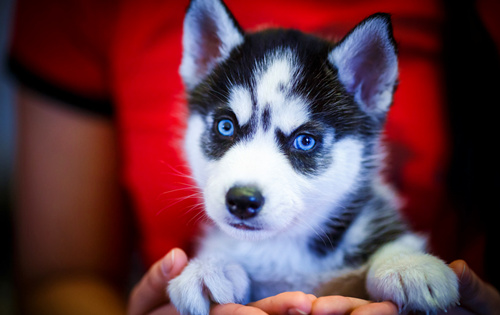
(367, 253, 459, 314)
(168, 257, 249, 315)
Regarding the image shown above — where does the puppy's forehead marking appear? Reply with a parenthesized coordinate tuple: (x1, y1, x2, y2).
(256, 56, 292, 106)
(254, 50, 310, 134)
(228, 85, 253, 125)
(227, 50, 310, 134)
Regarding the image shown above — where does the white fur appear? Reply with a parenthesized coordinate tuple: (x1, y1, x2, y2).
(171, 120, 370, 313)
(180, 0, 244, 90)
(184, 51, 368, 243)
(298, 137, 364, 233)
(168, 256, 249, 315)
(329, 16, 398, 115)
(367, 234, 459, 313)
(228, 86, 253, 125)
(228, 51, 310, 133)
(254, 50, 310, 134)
(175, 92, 459, 315)
(172, 6, 458, 315)
(202, 134, 364, 241)
(195, 226, 354, 300)
(184, 114, 210, 187)
(203, 130, 305, 240)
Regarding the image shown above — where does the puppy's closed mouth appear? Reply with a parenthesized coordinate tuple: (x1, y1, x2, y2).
(229, 222, 261, 231)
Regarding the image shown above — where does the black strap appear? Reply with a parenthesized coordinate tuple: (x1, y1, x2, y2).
(7, 56, 114, 118)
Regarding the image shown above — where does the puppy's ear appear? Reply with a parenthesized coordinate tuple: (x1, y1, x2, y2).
(180, 0, 244, 90)
(329, 14, 398, 120)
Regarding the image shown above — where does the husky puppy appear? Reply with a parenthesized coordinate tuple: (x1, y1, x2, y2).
(169, 0, 459, 314)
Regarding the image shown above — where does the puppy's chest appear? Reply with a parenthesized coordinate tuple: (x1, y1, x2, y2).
(200, 231, 347, 300)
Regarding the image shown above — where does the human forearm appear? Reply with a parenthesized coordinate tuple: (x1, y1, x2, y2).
(15, 89, 128, 315)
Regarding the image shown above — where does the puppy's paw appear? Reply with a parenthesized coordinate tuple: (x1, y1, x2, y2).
(367, 253, 459, 314)
(168, 257, 249, 315)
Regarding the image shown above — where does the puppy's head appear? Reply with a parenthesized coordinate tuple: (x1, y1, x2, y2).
(181, 0, 398, 241)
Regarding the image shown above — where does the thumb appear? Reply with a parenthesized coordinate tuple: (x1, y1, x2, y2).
(128, 248, 188, 315)
(449, 260, 500, 315)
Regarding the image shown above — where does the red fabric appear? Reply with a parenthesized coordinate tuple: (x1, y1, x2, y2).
(10, 0, 118, 99)
(477, 0, 500, 54)
(10, 0, 471, 269)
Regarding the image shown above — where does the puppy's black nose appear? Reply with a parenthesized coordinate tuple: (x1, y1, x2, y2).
(225, 186, 264, 220)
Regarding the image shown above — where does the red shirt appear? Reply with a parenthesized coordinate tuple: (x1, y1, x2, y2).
(10, 0, 494, 273)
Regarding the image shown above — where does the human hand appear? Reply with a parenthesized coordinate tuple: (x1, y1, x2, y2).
(128, 253, 500, 315)
(213, 293, 398, 315)
(311, 296, 398, 315)
(310, 259, 500, 315)
(128, 248, 188, 315)
(436, 260, 500, 315)
(211, 291, 316, 315)
(128, 250, 315, 315)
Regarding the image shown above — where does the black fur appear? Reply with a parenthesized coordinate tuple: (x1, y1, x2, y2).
(261, 106, 272, 132)
(309, 186, 406, 262)
(187, 8, 403, 260)
(189, 28, 384, 177)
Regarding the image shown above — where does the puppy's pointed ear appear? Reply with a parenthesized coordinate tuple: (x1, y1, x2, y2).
(329, 14, 398, 119)
(180, 0, 244, 90)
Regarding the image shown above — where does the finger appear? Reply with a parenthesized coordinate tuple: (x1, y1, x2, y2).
(211, 303, 268, 315)
(248, 291, 316, 315)
(437, 307, 474, 315)
(149, 303, 180, 315)
(449, 260, 500, 314)
(128, 248, 188, 315)
(312, 295, 368, 315)
(350, 301, 399, 315)
(312, 296, 398, 315)
(450, 260, 480, 298)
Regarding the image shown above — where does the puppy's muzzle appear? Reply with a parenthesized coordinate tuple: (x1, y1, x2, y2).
(225, 186, 264, 220)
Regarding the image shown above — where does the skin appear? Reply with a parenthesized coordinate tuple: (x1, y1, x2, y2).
(128, 248, 398, 315)
(16, 89, 500, 315)
(15, 89, 127, 314)
(440, 260, 500, 315)
(130, 249, 500, 315)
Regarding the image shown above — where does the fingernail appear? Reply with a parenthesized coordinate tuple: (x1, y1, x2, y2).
(287, 308, 308, 315)
(161, 249, 175, 276)
(460, 262, 467, 279)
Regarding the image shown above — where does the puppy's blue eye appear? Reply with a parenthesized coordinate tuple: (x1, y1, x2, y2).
(217, 119, 234, 137)
(293, 134, 316, 151)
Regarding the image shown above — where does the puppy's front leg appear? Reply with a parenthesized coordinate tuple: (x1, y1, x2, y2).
(168, 256, 250, 315)
(366, 234, 459, 314)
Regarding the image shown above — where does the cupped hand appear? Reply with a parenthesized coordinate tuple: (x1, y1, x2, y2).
(309, 259, 500, 315)
(213, 293, 398, 315)
(311, 296, 398, 315)
(128, 248, 188, 315)
(127, 249, 398, 315)
(127, 250, 315, 315)
(211, 291, 316, 315)
(436, 260, 500, 315)
(128, 253, 500, 315)
(127, 252, 342, 315)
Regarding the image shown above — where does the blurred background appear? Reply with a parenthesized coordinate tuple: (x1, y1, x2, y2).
(1, 0, 15, 313)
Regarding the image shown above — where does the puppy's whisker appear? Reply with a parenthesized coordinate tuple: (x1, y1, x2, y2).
(294, 216, 334, 250)
(187, 208, 209, 226)
(156, 192, 204, 216)
(160, 162, 198, 182)
(159, 186, 202, 198)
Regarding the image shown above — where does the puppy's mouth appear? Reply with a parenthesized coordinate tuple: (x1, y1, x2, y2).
(229, 222, 261, 231)
(220, 217, 279, 240)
